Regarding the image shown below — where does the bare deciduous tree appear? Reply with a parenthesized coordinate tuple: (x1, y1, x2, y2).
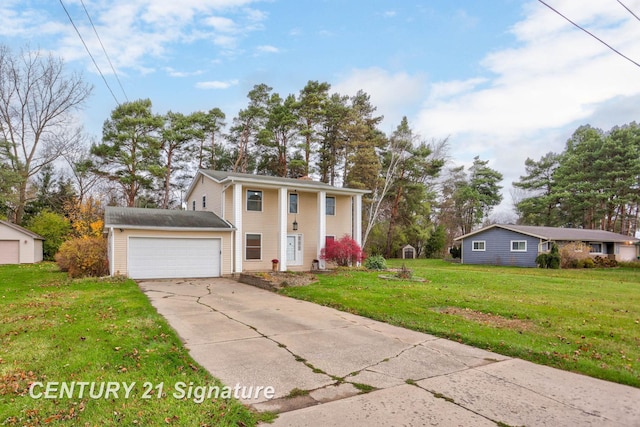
(0, 44, 92, 224)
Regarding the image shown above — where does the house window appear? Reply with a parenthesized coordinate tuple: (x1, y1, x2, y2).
(192, 200, 196, 211)
(511, 240, 527, 252)
(326, 197, 336, 215)
(472, 241, 486, 251)
(589, 242, 603, 253)
(289, 193, 298, 214)
(245, 234, 261, 260)
(202, 195, 206, 208)
(247, 190, 262, 211)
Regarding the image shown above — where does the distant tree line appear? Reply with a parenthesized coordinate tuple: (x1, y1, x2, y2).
(513, 124, 640, 236)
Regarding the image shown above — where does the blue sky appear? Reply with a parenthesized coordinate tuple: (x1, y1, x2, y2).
(3, 0, 640, 216)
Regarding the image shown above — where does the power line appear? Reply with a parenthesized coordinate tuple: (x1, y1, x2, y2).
(538, 0, 640, 69)
(617, 0, 640, 23)
(79, 0, 129, 102)
(58, 0, 121, 105)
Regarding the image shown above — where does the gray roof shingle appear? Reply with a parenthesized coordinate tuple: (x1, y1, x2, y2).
(104, 207, 233, 230)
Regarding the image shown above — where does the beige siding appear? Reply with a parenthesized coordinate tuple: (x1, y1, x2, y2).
(224, 189, 234, 222)
(186, 175, 224, 215)
(326, 194, 353, 239)
(110, 228, 233, 277)
(295, 191, 320, 269)
(242, 188, 279, 271)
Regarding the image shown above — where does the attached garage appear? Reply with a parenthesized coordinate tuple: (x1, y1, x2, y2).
(0, 220, 44, 264)
(105, 207, 234, 279)
(128, 237, 221, 279)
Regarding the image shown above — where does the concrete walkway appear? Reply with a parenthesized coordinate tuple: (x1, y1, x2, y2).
(139, 278, 640, 427)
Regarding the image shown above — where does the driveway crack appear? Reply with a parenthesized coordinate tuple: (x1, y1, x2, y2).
(189, 283, 335, 384)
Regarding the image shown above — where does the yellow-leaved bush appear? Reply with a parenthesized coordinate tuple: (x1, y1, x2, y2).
(55, 236, 109, 278)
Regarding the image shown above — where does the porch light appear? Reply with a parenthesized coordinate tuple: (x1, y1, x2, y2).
(293, 219, 298, 230)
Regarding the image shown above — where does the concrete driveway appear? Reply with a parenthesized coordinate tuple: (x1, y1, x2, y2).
(139, 278, 640, 426)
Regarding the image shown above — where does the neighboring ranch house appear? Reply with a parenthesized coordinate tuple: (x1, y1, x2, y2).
(455, 224, 639, 267)
(0, 220, 44, 264)
(105, 170, 368, 279)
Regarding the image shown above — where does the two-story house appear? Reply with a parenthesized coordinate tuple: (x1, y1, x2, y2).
(105, 170, 368, 279)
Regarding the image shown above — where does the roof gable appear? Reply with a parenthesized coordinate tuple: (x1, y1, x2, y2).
(104, 207, 233, 230)
(0, 220, 44, 240)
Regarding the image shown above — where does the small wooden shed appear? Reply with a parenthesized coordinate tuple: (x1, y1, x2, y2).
(402, 244, 416, 259)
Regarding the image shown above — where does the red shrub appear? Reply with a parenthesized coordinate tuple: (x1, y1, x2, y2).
(321, 235, 364, 267)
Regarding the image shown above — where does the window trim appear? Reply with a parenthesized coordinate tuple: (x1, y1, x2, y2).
(326, 196, 336, 216)
(472, 240, 486, 251)
(510, 240, 527, 252)
(246, 190, 263, 212)
(289, 193, 298, 214)
(245, 233, 262, 261)
(589, 242, 603, 254)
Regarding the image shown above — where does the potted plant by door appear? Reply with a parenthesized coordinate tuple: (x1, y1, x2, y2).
(271, 259, 279, 271)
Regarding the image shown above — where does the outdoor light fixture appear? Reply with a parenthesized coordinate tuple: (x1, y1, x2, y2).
(293, 219, 298, 230)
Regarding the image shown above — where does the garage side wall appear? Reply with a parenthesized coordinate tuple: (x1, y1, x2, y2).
(110, 229, 233, 277)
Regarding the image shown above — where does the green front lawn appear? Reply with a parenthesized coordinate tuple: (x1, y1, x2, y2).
(0, 263, 272, 426)
(281, 259, 640, 387)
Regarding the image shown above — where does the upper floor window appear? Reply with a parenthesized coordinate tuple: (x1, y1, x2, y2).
(511, 240, 527, 252)
(192, 200, 196, 211)
(202, 195, 206, 208)
(247, 190, 263, 211)
(326, 196, 336, 216)
(289, 193, 298, 214)
(472, 240, 486, 251)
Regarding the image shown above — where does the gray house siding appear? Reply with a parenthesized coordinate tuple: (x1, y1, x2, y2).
(462, 228, 540, 267)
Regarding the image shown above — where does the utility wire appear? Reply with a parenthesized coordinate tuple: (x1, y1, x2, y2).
(79, 0, 129, 102)
(538, 0, 640, 69)
(58, 0, 121, 105)
(617, 0, 640, 23)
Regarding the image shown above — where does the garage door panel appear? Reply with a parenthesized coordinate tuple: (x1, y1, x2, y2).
(128, 237, 220, 279)
(0, 240, 20, 264)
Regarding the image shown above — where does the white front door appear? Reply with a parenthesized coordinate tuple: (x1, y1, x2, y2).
(287, 234, 303, 265)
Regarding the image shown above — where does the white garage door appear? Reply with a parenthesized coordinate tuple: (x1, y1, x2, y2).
(0, 240, 20, 264)
(128, 237, 221, 279)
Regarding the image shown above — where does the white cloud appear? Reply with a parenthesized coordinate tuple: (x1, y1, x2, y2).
(412, 0, 640, 213)
(2, 0, 266, 72)
(256, 45, 279, 54)
(165, 67, 204, 78)
(195, 79, 239, 89)
(333, 67, 428, 132)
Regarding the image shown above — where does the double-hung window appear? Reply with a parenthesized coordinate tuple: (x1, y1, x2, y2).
(326, 196, 336, 216)
(246, 234, 261, 260)
(247, 190, 263, 211)
(289, 193, 298, 214)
